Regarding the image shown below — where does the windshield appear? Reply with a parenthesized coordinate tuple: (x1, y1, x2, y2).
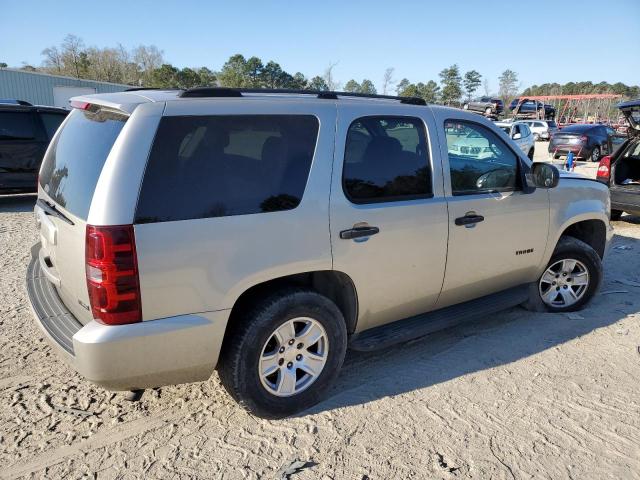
(39, 107, 127, 219)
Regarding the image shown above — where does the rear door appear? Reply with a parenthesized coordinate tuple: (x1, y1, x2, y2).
(0, 109, 44, 191)
(330, 104, 448, 332)
(37, 106, 128, 324)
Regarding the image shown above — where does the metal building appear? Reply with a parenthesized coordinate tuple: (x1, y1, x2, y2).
(0, 68, 129, 109)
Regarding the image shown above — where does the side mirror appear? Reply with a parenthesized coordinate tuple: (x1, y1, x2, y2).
(530, 162, 560, 188)
(512, 133, 522, 140)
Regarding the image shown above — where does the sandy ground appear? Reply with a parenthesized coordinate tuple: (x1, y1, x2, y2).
(1, 149, 639, 479)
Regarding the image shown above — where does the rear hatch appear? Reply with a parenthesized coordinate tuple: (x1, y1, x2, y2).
(36, 104, 128, 325)
(618, 100, 640, 137)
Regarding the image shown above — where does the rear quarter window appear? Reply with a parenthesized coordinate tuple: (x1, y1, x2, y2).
(135, 115, 319, 223)
(0, 111, 36, 139)
(39, 107, 127, 219)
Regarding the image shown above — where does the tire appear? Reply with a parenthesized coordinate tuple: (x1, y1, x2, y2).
(610, 209, 623, 221)
(590, 146, 601, 163)
(218, 289, 347, 418)
(485, 107, 492, 115)
(463, 104, 469, 110)
(523, 236, 603, 313)
(533, 133, 540, 141)
(528, 148, 534, 160)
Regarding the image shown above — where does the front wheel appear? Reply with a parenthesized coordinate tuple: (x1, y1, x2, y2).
(533, 133, 540, 141)
(485, 107, 492, 115)
(218, 290, 347, 418)
(610, 209, 623, 221)
(524, 236, 602, 313)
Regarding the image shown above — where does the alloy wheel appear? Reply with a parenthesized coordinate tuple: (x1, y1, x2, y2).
(538, 259, 590, 308)
(258, 317, 329, 397)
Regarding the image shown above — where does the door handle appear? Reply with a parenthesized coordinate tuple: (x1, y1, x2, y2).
(340, 226, 380, 240)
(455, 214, 485, 226)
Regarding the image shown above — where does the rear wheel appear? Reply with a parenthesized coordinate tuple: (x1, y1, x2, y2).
(533, 133, 540, 141)
(218, 290, 347, 418)
(591, 146, 601, 162)
(524, 236, 602, 313)
(610, 209, 623, 221)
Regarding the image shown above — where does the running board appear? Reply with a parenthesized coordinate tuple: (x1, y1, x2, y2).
(349, 285, 529, 352)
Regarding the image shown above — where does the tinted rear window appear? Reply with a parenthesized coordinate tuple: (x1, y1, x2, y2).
(0, 111, 36, 139)
(560, 124, 592, 133)
(135, 115, 319, 223)
(39, 112, 67, 139)
(39, 108, 127, 219)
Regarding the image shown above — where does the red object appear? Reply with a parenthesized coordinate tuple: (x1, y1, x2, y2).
(85, 225, 142, 325)
(70, 100, 90, 110)
(597, 156, 611, 181)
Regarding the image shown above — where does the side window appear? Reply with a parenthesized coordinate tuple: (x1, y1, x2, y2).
(521, 124, 530, 136)
(135, 115, 319, 223)
(444, 120, 520, 195)
(0, 111, 36, 139)
(39, 113, 67, 139)
(343, 116, 432, 203)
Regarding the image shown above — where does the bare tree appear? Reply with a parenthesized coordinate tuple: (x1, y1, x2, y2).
(41, 46, 63, 74)
(382, 67, 395, 95)
(61, 34, 86, 78)
(322, 61, 340, 91)
(483, 78, 491, 96)
(133, 45, 164, 86)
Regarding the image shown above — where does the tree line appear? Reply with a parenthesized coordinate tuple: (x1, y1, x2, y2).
(1, 34, 638, 110)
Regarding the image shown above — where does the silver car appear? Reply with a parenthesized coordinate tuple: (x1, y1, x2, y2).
(27, 88, 613, 418)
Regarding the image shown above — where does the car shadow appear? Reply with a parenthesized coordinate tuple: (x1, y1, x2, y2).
(0, 194, 37, 213)
(301, 231, 640, 416)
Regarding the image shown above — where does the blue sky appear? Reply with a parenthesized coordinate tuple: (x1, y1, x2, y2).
(2, 0, 639, 92)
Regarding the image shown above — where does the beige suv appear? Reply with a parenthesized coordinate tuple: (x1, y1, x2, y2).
(27, 88, 612, 418)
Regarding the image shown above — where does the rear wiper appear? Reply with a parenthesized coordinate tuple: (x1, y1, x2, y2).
(37, 198, 74, 225)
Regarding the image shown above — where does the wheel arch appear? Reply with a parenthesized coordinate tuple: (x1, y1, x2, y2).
(224, 270, 359, 339)
(559, 219, 607, 259)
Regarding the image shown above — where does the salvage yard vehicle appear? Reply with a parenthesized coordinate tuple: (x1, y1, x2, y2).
(521, 119, 558, 141)
(596, 99, 640, 219)
(549, 123, 620, 162)
(510, 98, 556, 120)
(494, 120, 535, 159)
(462, 96, 504, 116)
(27, 88, 612, 418)
(0, 100, 67, 194)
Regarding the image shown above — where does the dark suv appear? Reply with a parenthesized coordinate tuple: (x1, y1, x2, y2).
(0, 100, 67, 194)
(463, 97, 504, 116)
(509, 98, 556, 119)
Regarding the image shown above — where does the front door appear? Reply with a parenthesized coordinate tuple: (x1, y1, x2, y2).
(436, 118, 549, 308)
(330, 105, 449, 332)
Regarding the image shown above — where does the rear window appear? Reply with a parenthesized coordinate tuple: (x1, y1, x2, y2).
(560, 124, 592, 133)
(39, 112, 67, 139)
(0, 111, 36, 139)
(135, 115, 319, 223)
(39, 107, 127, 219)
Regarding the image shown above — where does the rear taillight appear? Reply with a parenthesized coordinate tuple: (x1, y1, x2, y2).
(85, 225, 141, 325)
(597, 155, 611, 181)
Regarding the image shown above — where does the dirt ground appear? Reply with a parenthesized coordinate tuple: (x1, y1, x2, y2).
(1, 153, 639, 479)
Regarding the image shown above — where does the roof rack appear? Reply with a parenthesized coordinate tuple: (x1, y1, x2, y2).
(178, 87, 426, 105)
(0, 99, 33, 106)
(125, 87, 180, 92)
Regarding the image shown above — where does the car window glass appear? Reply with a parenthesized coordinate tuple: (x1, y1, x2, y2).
(39, 113, 66, 139)
(343, 116, 431, 203)
(135, 115, 319, 223)
(0, 111, 35, 139)
(445, 120, 519, 195)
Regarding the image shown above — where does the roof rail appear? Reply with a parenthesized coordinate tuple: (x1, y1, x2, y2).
(178, 87, 426, 105)
(125, 87, 181, 92)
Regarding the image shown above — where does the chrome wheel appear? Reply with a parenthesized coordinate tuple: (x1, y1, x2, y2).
(591, 147, 600, 162)
(258, 317, 328, 397)
(539, 259, 590, 308)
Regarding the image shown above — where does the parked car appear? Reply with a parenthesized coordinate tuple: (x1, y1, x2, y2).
(521, 119, 558, 141)
(0, 100, 68, 194)
(596, 99, 640, 219)
(548, 123, 622, 162)
(509, 98, 556, 119)
(494, 120, 535, 159)
(463, 97, 504, 116)
(27, 88, 612, 418)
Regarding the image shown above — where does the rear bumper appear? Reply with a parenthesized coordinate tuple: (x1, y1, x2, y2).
(548, 145, 589, 158)
(26, 245, 230, 390)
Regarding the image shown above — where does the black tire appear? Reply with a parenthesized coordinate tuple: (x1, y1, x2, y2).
(610, 209, 623, 221)
(528, 148, 535, 160)
(590, 146, 601, 163)
(523, 236, 603, 313)
(218, 289, 347, 418)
